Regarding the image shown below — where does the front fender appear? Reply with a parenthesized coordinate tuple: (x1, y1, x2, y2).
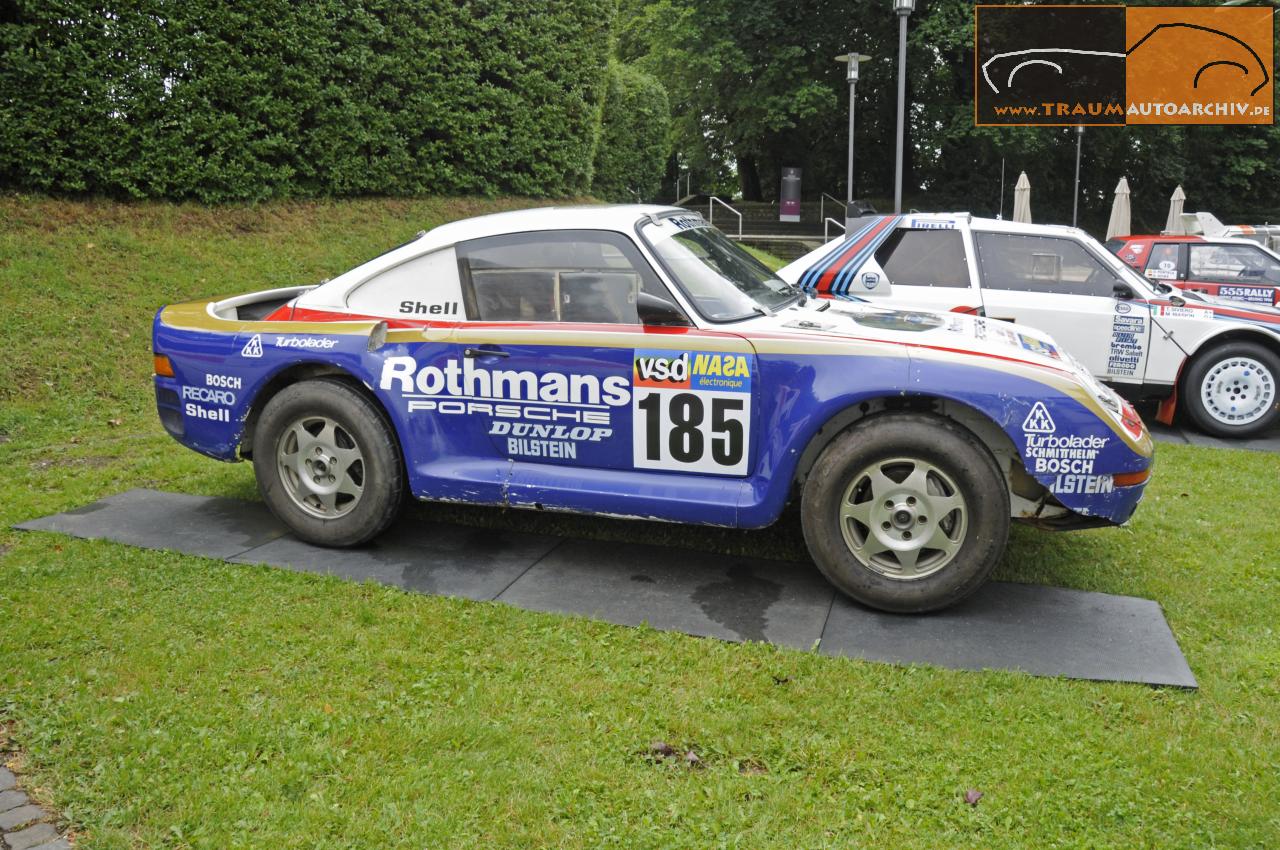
(908, 355, 1153, 524)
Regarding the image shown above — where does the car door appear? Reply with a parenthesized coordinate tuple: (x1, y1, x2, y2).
(1183, 242, 1280, 306)
(973, 230, 1152, 385)
(449, 228, 759, 521)
(871, 226, 984, 313)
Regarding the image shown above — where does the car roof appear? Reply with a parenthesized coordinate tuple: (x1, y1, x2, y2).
(1112, 235, 1205, 243)
(421, 204, 684, 248)
(1113, 234, 1273, 248)
(303, 204, 688, 307)
(931, 213, 1093, 240)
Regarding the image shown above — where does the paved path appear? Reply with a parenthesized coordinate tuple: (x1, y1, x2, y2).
(0, 766, 69, 850)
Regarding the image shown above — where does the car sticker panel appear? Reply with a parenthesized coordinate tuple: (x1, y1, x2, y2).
(631, 348, 753, 476)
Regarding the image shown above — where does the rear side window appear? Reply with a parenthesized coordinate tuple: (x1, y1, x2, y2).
(456, 230, 677, 324)
(975, 232, 1121, 297)
(1188, 243, 1280, 285)
(1143, 243, 1181, 281)
(874, 229, 971, 288)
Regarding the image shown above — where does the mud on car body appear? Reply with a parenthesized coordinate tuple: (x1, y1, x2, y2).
(153, 205, 1152, 613)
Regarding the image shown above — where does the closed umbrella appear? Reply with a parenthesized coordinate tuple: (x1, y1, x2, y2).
(1012, 171, 1032, 223)
(1164, 185, 1186, 235)
(1106, 177, 1131, 240)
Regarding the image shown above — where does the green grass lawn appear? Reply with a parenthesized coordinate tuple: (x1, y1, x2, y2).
(1, 196, 1278, 849)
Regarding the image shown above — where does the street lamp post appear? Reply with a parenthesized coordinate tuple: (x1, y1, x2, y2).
(892, 0, 915, 214)
(1072, 125, 1084, 228)
(835, 52, 871, 210)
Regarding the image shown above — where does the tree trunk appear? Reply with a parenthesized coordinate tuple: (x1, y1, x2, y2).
(738, 155, 762, 201)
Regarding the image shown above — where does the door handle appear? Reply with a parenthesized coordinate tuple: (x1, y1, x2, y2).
(464, 346, 509, 358)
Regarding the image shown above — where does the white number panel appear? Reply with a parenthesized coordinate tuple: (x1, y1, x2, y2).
(631, 349, 753, 476)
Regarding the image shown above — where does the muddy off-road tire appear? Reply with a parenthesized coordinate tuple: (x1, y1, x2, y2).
(252, 379, 404, 547)
(801, 414, 1010, 613)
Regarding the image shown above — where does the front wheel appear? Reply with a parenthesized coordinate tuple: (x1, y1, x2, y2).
(801, 414, 1010, 613)
(252, 379, 404, 547)
(1182, 341, 1280, 438)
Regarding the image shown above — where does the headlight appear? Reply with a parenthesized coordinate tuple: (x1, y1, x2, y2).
(1063, 351, 1145, 439)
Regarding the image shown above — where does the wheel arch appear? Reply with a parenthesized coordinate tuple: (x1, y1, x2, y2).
(1175, 327, 1280, 433)
(1182, 327, 1280, 377)
(239, 362, 401, 462)
(790, 394, 1051, 521)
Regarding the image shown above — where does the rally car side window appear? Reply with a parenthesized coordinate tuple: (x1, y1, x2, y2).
(1143, 243, 1182, 281)
(456, 230, 682, 324)
(1188, 243, 1280, 285)
(975, 232, 1121, 297)
(345, 247, 464, 318)
(874, 229, 971, 288)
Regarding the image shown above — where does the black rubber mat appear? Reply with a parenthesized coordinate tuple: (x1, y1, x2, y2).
(15, 489, 1196, 687)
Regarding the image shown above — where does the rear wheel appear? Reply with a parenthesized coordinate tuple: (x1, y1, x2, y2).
(1182, 341, 1280, 438)
(801, 414, 1009, 613)
(253, 379, 404, 546)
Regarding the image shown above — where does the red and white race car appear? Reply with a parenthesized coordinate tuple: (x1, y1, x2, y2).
(1107, 234, 1280, 308)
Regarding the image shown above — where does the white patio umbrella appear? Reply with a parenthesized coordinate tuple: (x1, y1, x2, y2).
(1105, 177, 1131, 240)
(1164, 185, 1187, 235)
(1012, 171, 1032, 223)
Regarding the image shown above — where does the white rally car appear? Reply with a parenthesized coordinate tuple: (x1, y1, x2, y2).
(779, 214, 1280, 439)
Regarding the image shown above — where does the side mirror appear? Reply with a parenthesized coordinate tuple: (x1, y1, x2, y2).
(1113, 282, 1135, 300)
(636, 292, 691, 326)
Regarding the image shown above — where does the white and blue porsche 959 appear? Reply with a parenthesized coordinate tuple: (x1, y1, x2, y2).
(153, 206, 1153, 612)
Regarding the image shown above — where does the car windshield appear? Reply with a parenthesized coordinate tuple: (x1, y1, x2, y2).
(640, 215, 798, 321)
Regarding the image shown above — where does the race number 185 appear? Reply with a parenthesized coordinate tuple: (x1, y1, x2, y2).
(633, 389, 751, 475)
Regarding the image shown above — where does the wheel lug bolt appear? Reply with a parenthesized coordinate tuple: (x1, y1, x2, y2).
(906, 496, 916, 506)
(918, 516, 927, 524)
(881, 521, 891, 530)
(328, 475, 336, 483)
(903, 531, 912, 540)
(884, 500, 894, 509)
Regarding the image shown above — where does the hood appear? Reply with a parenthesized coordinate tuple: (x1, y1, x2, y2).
(738, 299, 1076, 374)
(1176, 288, 1280, 319)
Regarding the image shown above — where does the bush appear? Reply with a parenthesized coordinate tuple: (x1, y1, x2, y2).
(590, 61, 669, 202)
(0, 1, 616, 201)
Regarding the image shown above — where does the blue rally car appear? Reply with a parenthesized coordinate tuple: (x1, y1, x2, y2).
(153, 206, 1153, 612)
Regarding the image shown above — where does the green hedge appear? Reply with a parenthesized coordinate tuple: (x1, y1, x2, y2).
(590, 61, 669, 202)
(0, 1, 615, 201)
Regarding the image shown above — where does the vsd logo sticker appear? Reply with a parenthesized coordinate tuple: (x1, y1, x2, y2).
(1022, 401, 1056, 434)
(241, 334, 263, 358)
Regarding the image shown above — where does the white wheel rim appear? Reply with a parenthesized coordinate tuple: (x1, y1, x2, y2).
(838, 457, 968, 581)
(1200, 356, 1275, 426)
